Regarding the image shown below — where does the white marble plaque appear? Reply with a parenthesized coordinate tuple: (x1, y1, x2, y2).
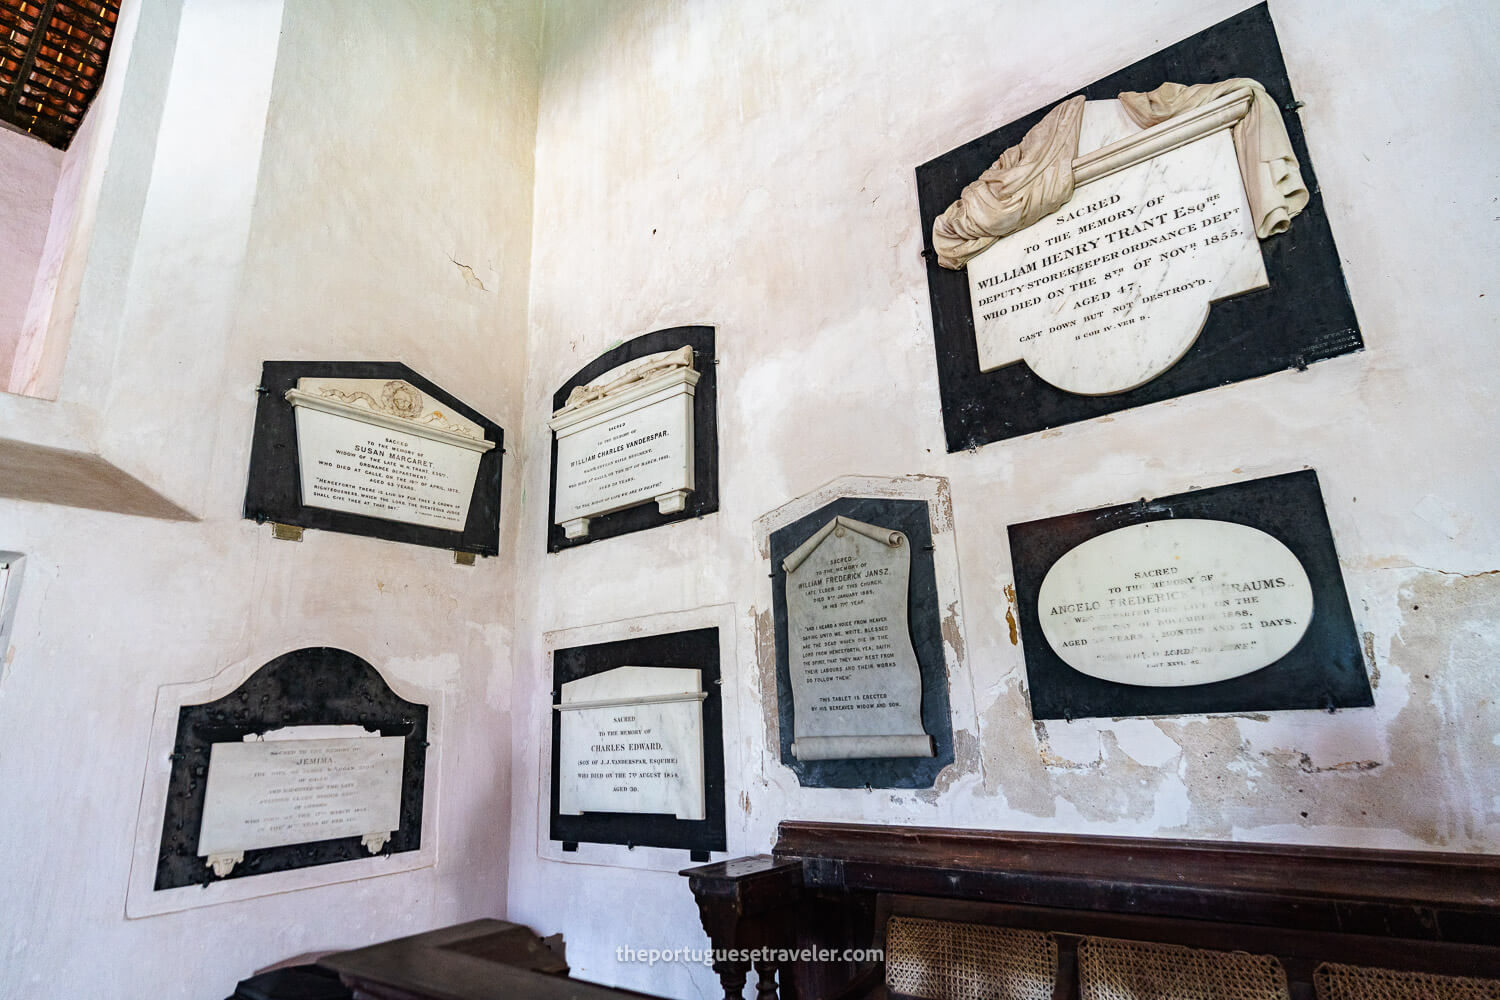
(783, 516, 934, 761)
(549, 357, 699, 539)
(969, 98, 1267, 395)
(557, 666, 707, 820)
(1037, 519, 1314, 687)
(285, 377, 495, 532)
(197, 735, 404, 860)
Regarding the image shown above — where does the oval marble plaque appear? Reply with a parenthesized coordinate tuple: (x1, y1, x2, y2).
(1037, 519, 1313, 687)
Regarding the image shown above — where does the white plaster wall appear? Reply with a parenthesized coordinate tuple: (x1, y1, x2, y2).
(510, 1, 1500, 996)
(0, 2, 541, 998)
(0, 129, 62, 380)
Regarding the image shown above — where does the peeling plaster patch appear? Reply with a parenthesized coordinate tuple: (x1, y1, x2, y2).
(977, 709, 1055, 817)
(1363, 630, 1380, 689)
(941, 599, 967, 663)
(1003, 584, 1019, 645)
(928, 476, 955, 533)
(751, 605, 779, 762)
(1309, 757, 1380, 773)
(1036, 720, 1103, 771)
(1148, 571, 1500, 848)
(918, 728, 980, 803)
(1056, 732, 1168, 825)
(1258, 748, 1381, 774)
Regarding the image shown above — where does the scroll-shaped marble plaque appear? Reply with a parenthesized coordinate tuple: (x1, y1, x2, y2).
(285, 376, 496, 531)
(548, 348, 700, 539)
(782, 516, 934, 761)
(968, 94, 1266, 395)
(556, 665, 707, 820)
(1037, 519, 1313, 687)
(197, 734, 404, 876)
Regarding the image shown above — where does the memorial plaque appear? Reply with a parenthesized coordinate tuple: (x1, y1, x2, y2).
(548, 347, 699, 539)
(287, 377, 493, 531)
(1008, 470, 1372, 720)
(556, 666, 707, 821)
(782, 516, 934, 761)
(1037, 520, 1313, 687)
(244, 362, 505, 556)
(154, 647, 429, 890)
(547, 327, 719, 552)
(917, 5, 1363, 450)
(969, 100, 1265, 394)
(197, 734, 404, 876)
(770, 496, 955, 789)
(549, 625, 726, 856)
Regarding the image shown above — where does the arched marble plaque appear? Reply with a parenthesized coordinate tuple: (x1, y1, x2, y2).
(1037, 519, 1313, 687)
(154, 647, 428, 890)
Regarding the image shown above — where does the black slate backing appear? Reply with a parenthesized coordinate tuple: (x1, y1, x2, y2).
(1007, 470, 1371, 721)
(155, 647, 428, 890)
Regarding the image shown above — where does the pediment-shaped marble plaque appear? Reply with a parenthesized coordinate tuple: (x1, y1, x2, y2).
(286, 377, 495, 532)
(244, 362, 505, 555)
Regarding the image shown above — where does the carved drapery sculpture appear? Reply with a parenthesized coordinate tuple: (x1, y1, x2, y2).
(932, 78, 1307, 270)
(1118, 78, 1308, 240)
(558, 344, 695, 413)
(931, 96, 1086, 270)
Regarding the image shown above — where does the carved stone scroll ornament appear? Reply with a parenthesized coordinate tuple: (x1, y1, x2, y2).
(558, 344, 695, 414)
(932, 78, 1308, 269)
(286, 378, 489, 444)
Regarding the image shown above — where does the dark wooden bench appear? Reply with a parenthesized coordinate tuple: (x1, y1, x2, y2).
(319, 919, 669, 1000)
(682, 821, 1500, 1000)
